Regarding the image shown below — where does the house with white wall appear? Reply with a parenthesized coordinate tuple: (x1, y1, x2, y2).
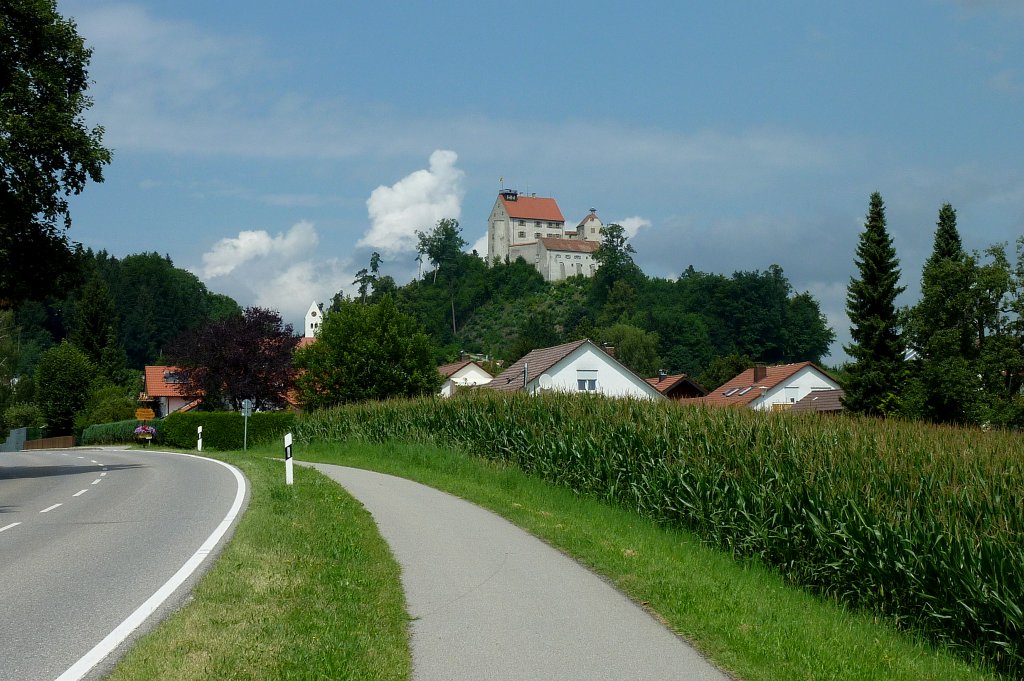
(484, 339, 663, 400)
(700, 362, 841, 411)
(438, 359, 493, 397)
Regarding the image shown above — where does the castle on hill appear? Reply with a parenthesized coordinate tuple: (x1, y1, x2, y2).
(486, 189, 604, 282)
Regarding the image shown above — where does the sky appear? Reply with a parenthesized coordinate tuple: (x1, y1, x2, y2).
(58, 0, 1024, 363)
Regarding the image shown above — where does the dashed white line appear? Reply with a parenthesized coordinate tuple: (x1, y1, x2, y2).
(73, 490, 89, 497)
(90, 460, 98, 464)
(76, 456, 85, 460)
(40, 503, 63, 513)
(0, 522, 22, 533)
(100, 472, 107, 477)
(91, 479, 102, 485)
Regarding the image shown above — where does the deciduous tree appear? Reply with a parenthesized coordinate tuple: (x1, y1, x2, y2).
(165, 307, 298, 412)
(293, 296, 440, 408)
(1, 0, 111, 307)
(34, 340, 94, 434)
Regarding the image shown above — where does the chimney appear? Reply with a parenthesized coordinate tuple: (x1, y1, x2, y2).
(658, 369, 667, 381)
(753, 364, 767, 382)
(601, 343, 616, 359)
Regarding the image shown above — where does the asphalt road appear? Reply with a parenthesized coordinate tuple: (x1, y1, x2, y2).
(306, 463, 730, 681)
(0, 448, 246, 681)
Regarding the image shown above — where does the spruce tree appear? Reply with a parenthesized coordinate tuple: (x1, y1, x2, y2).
(843, 192, 905, 415)
(905, 203, 979, 423)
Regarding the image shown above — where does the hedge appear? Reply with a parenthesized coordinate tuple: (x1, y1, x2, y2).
(160, 411, 295, 450)
(81, 419, 163, 446)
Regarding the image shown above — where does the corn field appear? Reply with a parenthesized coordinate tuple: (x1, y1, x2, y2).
(296, 392, 1023, 676)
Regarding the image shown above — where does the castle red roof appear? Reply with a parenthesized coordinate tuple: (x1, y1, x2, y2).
(500, 194, 565, 222)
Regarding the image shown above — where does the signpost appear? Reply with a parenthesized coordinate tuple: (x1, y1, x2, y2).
(197, 425, 203, 452)
(134, 408, 155, 421)
(284, 432, 293, 485)
(241, 399, 253, 451)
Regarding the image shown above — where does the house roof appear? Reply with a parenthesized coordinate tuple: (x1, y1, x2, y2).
(438, 359, 473, 378)
(296, 336, 317, 349)
(500, 194, 565, 222)
(144, 366, 194, 398)
(791, 388, 846, 413)
(701, 362, 833, 408)
(577, 211, 602, 229)
(645, 373, 706, 397)
(539, 237, 600, 253)
(485, 339, 589, 393)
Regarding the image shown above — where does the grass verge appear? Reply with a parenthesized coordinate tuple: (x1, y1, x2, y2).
(106, 448, 411, 681)
(297, 438, 1004, 681)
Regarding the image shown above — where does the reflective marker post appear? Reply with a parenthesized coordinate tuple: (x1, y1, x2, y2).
(284, 432, 293, 485)
(197, 425, 203, 452)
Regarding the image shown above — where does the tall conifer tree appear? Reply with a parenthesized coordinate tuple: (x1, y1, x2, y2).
(844, 192, 905, 415)
(905, 203, 979, 423)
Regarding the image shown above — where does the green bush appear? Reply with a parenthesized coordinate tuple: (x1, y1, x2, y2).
(296, 392, 1024, 676)
(81, 418, 163, 445)
(161, 411, 295, 450)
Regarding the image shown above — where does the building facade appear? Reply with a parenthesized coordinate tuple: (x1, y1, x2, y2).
(487, 189, 603, 282)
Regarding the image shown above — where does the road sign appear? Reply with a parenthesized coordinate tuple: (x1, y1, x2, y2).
(241, 399, 253, 417)
(135, 408, 155, 421)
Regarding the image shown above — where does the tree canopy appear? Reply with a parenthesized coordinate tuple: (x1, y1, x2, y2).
(293, 296, 441, 409)
(165, 307, 299, 412)
(1, 0, 111, 307)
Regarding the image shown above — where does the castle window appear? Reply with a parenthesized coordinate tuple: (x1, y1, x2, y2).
(534, 232, 541, 238)
(518, 231, 525, 238)
(518, 220, 525, 226)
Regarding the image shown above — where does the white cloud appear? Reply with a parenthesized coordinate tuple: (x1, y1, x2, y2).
(200, 221, 318, 278)
(192, 221, 353, 330)
(617, 216, 651, 239)
(358, 150, 465, 256)
(469, 233, 488, 258)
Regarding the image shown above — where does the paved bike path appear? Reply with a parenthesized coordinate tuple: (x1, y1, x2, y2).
(304, 463, 731, 681)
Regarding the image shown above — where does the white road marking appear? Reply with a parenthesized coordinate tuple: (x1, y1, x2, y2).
(57, 451, 247, 681)
(91, 479, 102, 485)
(90, 460, 98, 464)
(0, 522, 22, 533)
(100, 472, 107, 477)
(76, 456, 85, 459)
(40, 503, 62, 513)
(73, 490, 89, 497)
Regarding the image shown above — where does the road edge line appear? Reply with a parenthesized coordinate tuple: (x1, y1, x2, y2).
(55, 451, 247, 681)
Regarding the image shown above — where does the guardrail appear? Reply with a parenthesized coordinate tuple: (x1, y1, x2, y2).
(24, 436, 76, 450)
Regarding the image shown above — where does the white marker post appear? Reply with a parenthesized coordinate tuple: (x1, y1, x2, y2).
(284, 432, 293, 485)
(197, 425, 203, 452)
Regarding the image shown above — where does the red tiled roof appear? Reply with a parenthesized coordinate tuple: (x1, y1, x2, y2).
(701, 362, 832, 408)
(500, 194, 565, 222)
(485, 339, 589, 393)
(539, 238, 600, 253)
(144, 366, 194, 398)
(645, 373, 706, 398)
(297, 336, 317, 349)
(791, 388, 846, 413)
(577, 212, 601, 229)
(438, 359, 473, 378)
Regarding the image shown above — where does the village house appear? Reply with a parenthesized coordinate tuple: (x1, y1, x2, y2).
(485, 339, 663, 400)
(143, 366, 202, 417)
(645, 371, 707, 400)
(438, 359, 494, 397)
(699, 362, 841, 411)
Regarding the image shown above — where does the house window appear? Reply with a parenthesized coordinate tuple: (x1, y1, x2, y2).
(574, 255, 581, 259)
(577, 369, 598, 392)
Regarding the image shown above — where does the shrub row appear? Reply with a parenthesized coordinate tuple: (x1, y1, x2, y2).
(81, 419, 163, 446)
(295, 392, 1023, 676)
(160, 411, 295, 451)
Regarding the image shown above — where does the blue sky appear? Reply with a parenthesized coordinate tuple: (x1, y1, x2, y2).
(59, 1, 1024, 362)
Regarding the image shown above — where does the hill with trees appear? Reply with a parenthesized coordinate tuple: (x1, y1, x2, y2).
(342, 219, 836, 387)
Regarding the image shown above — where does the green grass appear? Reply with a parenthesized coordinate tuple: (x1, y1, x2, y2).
(106, 448, 411, 681)
(296, 438, 1005, 681)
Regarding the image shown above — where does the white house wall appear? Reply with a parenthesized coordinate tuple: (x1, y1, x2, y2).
(529, 345, 661, 400)
(441, 365, 494, 397)
(749, 365, 840, 411)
